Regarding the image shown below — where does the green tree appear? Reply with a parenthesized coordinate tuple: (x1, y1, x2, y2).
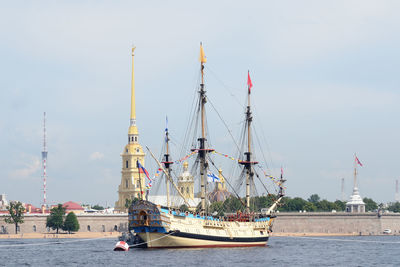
(179, 204, 189, 212)
(289, 197, 308, 211)
(279, 197, 313, 212)
(91, 204, 104, 210)
(334, 200, 346, 211)
(4, 201, 25, 234)
(125, 198, 132, 209)
(209, 201, 224, 216)
(223, 197, 244, 213)
(62, 212, 80, 234)
(251, 195, 276, 212)
(46, 204, 66, 234)
(303, 202, 317, 212)
(316, 199, 336, 211)
(363, 197, 378, 212)
(277, 197, 291, 212)
(387, 202, 400, 213)
(308, 194, 321, 204)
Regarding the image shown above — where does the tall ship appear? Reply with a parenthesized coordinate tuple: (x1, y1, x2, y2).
(125, 44, 285, 248)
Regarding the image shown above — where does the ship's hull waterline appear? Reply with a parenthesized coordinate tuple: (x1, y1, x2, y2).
(137, 232, 268, 248)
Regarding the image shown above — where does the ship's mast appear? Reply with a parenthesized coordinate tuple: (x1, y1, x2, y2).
(240, 71, 257, 213)
(198, 43, 209, 215)
(161, 118, 172, 208)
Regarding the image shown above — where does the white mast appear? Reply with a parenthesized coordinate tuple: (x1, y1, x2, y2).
(42, 112, 48, 206)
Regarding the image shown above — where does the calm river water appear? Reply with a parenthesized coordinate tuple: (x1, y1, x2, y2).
(0, 235, 399, 266)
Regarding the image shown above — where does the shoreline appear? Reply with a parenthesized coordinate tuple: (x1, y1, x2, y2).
(0, 232, 121, 239)
(271, 232, 361, 237)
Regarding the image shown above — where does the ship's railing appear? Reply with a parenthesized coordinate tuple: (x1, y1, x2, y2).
(203, 219, 224, 228)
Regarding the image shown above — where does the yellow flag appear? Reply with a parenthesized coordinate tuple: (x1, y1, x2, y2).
(199, 43, 207, 63)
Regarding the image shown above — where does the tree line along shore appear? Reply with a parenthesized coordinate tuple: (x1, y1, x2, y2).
(199, 194, 400, 215)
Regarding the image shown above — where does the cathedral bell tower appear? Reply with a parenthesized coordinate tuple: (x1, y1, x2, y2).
(114, 47, 146, 212)
(177, 162, 194, 200)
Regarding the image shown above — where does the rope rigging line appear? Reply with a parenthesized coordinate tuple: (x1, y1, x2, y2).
(209, 150, 283, 188)
(253, 103, 277, 175)
(204, 65, 244, 108)
(207, 97, 241, 153)
(254, 170, 272, 196)
(179, 74, 200, 163)
(207, 155, 246, 209)
(253, 125, 270, 172)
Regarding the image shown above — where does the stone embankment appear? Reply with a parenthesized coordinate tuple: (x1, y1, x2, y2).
(0, 214, 128, 238)
(272, 212, 400, 236)
(1, 212, 399, 238)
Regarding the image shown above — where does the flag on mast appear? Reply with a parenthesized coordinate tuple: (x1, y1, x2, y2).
(199, 43, 207, 63)
(247, 71, 253, 93)
(207, 172, 220, 183)
(355, 156, 363, 167)
(137, 161, 150, 179)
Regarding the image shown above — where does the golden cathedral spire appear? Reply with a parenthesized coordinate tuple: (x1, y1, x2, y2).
(128, 46, 139, 137)
(115, 47, 145, 212)
(130, 46, 136, 125)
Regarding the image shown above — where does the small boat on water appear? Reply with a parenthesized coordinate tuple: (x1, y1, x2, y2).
(121, 44, 285, 249)
(113, 241, 130, 251)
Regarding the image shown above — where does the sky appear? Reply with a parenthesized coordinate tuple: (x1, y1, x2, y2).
(1, 1, 399, 207)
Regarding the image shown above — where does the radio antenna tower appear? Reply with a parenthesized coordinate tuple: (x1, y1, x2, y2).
(341, 178, 345, 201)
(396, 180, 399, 202)
(42, 112, 48, 206)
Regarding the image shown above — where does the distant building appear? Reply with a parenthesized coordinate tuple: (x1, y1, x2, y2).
(0, 194, 8, 210)
(346, 155, 365, 213)
(148, 162, 200, 210)
(177, 162, 195, 200)
(62, 201, 84, 214)
(25, 203, 44, 214)
(346, 187, 365, 213)
(208, 169, 232, 203)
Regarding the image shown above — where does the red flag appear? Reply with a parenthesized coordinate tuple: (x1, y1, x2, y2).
(247, 71, 253, 93)
(355, 156, 363, 167)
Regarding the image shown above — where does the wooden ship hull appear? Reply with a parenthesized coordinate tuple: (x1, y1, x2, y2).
(130, 200, 273, 248)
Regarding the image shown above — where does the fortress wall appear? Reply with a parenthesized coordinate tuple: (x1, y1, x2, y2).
(379, 214, 400, 234)
(272, 212, 395, 235)
(0, 214, 128, 234)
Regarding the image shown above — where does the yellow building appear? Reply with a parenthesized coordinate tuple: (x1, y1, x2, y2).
(177, 162, 194, 200)
(114, 47, 146, 212)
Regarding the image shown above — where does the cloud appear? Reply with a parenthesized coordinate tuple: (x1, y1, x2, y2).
(9, 155, 41, 180)
(89, 152, 104, 161)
